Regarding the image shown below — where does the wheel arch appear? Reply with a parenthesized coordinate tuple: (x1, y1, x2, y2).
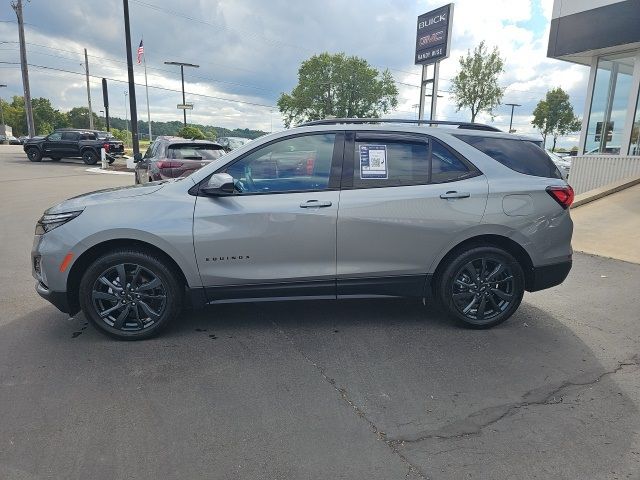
(66, 238, 189, 315)
(431, 234, 535, 295)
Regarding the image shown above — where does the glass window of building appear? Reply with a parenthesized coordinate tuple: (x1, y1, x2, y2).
(584, 53, 636, 155)
(631, 90, 640, 156)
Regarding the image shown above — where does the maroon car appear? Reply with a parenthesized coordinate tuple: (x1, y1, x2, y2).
(134, 137, 226, 184)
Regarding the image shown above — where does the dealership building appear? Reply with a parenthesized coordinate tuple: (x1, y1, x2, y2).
(548, 0, 640, 192)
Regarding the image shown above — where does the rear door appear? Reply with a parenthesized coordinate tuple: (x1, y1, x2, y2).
(193, 132, 344, 301)
(336, 132, 488, 297)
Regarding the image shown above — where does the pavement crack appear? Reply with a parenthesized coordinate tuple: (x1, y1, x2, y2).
(388, 355, 639, 444)
(270, 320, 429, 480)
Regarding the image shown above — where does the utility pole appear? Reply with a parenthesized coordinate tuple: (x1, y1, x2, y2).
(11, 0, 35, 137)
(0, 84, 7, 144)
(122, 0, 140, 155)
(505, 103, 521, 133)
(83, 49, 94, 129)
(164, 61, 199, 127)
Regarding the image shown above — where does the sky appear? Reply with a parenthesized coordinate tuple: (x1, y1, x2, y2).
(0, 0, 589, 147)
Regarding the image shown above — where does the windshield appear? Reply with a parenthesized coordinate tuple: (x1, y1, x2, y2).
(167, 144, 225, 160)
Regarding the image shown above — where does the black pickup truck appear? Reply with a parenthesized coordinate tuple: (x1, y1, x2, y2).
(23, 128, 125, 164)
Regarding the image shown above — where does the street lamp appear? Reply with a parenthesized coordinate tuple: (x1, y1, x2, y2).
(0, 84, 7, 144)
(505, 103, 521, 133)
(164, 61, 199, 127)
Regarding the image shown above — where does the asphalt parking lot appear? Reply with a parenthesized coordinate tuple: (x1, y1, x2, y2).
(0, 145, 639, 480)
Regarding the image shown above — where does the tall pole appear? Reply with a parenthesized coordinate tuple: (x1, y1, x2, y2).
(11, 0, 35, 137)
(505, 103, 521, 133)
(124, 90, 130, 147)
(430, 62, 440, 121)
(0, 84, 6, 144)
(418, 65, 427, 121)
(122, 0, 140, 155)
(84, 49, 94, 130)
(164, 61, 199, 127)
(142, 38, 152, 141)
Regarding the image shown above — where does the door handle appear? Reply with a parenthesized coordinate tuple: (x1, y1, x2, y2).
(300, 200, 332, 208)
(439, 191, 470, 199)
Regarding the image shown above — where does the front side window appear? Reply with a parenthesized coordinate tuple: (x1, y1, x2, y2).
(47, 132, 62, 141)
(225, 134, 335, 194)
(61, 132, 80, 141)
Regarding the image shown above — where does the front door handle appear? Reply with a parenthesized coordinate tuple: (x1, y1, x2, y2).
(300, 200, 333, 208)
(439, 191, 470, 199)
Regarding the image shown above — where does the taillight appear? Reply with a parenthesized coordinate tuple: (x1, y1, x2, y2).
(156, 160, 183, 169)
(102, 143, 110, 152)
(546, 185, 574, 209)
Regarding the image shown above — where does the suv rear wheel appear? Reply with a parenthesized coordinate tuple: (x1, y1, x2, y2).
(437, 246, 524, 329)
(82, 149, 98, 165)
(79, 249, 183, 340)
(27, 148, 42, 162)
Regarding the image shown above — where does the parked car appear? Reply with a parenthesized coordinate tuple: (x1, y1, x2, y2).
(23, 128, 125, 164)
(0, 134, 22, 145)
(134, 136, 226, 184)
(217, 136, 252, 152)
(547, 150, 571, 178)
(32, 118, 573, 340)
(586, 145, 620, 155)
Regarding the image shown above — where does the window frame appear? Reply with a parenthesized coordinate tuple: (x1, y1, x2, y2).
(341, 131, 481, 190)
(196, 131, 345, 197)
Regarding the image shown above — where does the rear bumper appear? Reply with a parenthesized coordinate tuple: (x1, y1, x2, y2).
(35, 282, 71, 314)
(527, 259, 572, 292)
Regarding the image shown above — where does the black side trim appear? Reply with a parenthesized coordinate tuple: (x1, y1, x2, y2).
(337, 274, 432, 298)
(204, 280, 336, 303)
(35, 282, 71, 314)
(527, 260, 572, 292)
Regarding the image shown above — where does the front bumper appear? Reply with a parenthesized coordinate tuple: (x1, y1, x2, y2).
(527, 259, 572, 292)
(35, 281, 70, 314)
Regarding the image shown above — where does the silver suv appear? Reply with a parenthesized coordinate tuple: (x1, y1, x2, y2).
(32, 119, 574, 339)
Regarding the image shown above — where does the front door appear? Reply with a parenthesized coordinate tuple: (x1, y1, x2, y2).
(193, 132, 344, 302)
(41, 132, 64, 157)
(336, 132, 488, 297)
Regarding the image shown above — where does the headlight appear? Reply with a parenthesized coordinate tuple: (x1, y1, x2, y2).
(35, 210, 83, 234)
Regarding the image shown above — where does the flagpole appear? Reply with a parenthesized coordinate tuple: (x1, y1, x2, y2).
(142, 36, 152, 142)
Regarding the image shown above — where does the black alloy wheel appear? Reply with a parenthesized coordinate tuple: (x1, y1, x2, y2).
(27, 148, 42, 162)
(438, 246, 524, 328)
(82, 150, 98, 165)
(79, 249, 183, 339)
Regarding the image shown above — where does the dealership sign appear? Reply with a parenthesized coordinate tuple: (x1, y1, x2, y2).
(415, 3, 454, 65)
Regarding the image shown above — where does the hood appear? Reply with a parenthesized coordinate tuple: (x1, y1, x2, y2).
(45, 181, 167, 214)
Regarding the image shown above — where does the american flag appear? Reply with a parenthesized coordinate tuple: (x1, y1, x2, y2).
(136, 39, 144, 64)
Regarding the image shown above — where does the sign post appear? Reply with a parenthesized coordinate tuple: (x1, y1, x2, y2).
(415, 3, 454, 121)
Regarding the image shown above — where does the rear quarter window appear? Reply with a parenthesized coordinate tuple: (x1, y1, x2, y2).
(455, 135, 562, 179)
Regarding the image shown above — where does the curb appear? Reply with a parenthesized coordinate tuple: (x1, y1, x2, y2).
(85, 167, 134, 176)
(571, 175, 640, 208)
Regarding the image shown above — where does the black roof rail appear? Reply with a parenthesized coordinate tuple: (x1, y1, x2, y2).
(297, 118, 502, 132)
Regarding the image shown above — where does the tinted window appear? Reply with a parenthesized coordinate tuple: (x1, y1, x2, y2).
(61, 132, 80, 141)
(431, 140, 470, 183)
(167, 144, 225, 160)
(226, 134, 335, 194)
(455, 135, 562, 179)
(80, 133, 96, 140)
(47, 132, 62, 141)
(353, 139, 429, 188)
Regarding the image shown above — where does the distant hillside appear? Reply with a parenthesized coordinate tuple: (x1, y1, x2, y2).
(107, 117, 268, 140)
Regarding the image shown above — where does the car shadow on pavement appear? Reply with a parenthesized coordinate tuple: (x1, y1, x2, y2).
(2, 300, 638, 479)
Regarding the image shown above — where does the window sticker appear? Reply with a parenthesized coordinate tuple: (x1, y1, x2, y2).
(359, 145, 388, 179)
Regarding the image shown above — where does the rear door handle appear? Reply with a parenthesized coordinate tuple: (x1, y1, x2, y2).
(300, 200, 333, 208)
(439, 191, 470, 199)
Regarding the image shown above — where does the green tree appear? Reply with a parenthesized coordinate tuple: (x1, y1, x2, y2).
(450, 41, 505, 122)
(32, 98, 69, 134)
(531, 87, 581, 150)
(67, 106, 103, 130)
(177, 125, 206, 139)
(277, 52, 398, 127)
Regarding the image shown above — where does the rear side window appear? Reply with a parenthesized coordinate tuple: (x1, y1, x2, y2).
(431, 141, 470, 183)
(61, 132, 80, 141)
(455, 135, 561, 179)
(353, 139, 429, 188)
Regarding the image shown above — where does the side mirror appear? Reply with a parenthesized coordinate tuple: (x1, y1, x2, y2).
(133, 152, 143, 163)
(201, 173, 235, 196)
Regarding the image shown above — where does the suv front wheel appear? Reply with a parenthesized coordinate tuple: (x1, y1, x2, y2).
(27, 148, 42, 162)
(79, 249, 183, 340)
(437, 246, 525, 329)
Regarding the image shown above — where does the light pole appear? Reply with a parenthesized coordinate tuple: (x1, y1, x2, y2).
(505, 103, 521, 133)
(124, 90, 130, 147)
(164, 61, 199, 127)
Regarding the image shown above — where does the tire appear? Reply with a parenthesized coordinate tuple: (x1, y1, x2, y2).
(26, 148, 42, 162)
(81, 149, 98, 165)
(79, 249, 183, 340)
(436, 246, 525, 329)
